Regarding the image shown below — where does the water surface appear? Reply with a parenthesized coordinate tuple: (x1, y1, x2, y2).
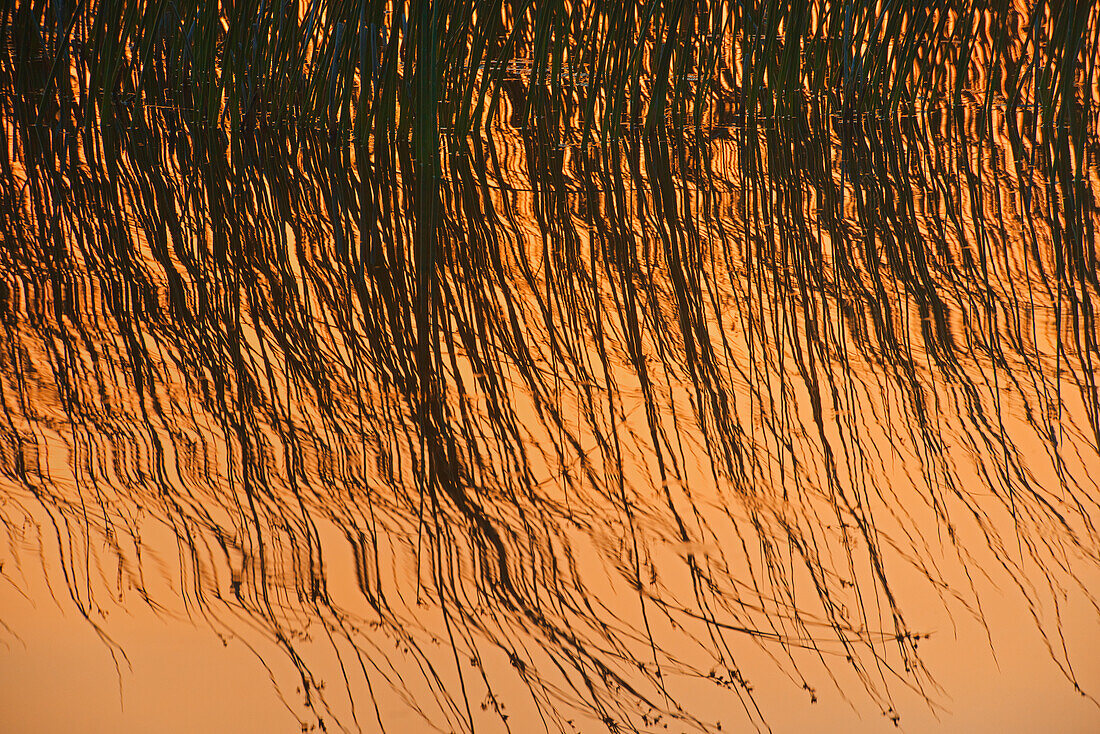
(2, 4, 1100, 732)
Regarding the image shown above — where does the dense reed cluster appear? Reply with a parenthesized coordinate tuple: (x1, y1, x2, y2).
(4, 0, 1099, 138)
(1, 1, 1099, 733)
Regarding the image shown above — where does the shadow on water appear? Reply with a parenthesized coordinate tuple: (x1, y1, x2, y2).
(2, 1, 1100, 732)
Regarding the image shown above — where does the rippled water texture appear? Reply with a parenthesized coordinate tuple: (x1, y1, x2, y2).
(2, 1, 1100, 732)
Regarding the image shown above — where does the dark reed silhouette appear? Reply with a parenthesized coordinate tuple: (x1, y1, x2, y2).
(1, 1, 1099, 732)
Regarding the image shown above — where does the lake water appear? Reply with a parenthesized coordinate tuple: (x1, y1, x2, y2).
(2, 12, 1100, 733)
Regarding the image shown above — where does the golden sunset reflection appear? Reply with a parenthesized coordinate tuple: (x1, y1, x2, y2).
(3, 2, 1100, 731)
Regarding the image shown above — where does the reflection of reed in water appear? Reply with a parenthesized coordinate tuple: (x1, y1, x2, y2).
(2, 90, 1098, 731)
(2, 1, 1100, 731)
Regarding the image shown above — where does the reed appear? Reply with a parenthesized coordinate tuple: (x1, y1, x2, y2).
(4, 0, 1098, 139)
(1, 2, 1099, 733)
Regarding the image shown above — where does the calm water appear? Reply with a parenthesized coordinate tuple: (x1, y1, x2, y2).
(3, 17, 1100, 733)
